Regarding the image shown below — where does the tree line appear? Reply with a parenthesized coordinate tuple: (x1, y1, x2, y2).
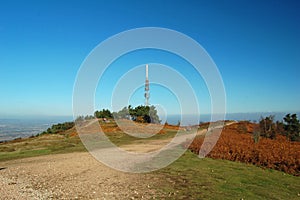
(39, 121, 75, 135)
(257, 113, 300, 141)
(94, 105, 161, 124)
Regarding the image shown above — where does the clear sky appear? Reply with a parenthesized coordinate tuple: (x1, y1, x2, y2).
(0, 0, 299, 117)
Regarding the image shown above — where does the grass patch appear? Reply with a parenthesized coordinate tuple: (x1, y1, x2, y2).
(0, 134, 86, 162)
(0, 149, 52, 161)
(0, 121, 179, 161)
(155, 151, 300, 199)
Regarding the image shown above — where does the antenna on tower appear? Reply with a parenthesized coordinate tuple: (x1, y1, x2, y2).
(144, 64, 150, 106)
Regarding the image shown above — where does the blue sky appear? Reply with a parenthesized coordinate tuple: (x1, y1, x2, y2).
(0, 0, 299, 117)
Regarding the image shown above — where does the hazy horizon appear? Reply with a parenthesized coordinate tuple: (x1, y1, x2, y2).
(1, 111, 299, 122)
(1, 111, 300, 141)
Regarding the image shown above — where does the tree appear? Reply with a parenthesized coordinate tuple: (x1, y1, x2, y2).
(112, 105, 160, 124)
(259, 115, 277, 139)
(94, 109, 112, 119)
(75, 115, 85, 122)
(132, 105, 161, 124)
(95, 105, 160, 124)
(148, 105, 160, 124)
(257, 114, 300, 141)
(112, 107, 130, 119)
(43, 121, 75, 134)
(283, 113, 300, 141)
(84, 115, 95, 120)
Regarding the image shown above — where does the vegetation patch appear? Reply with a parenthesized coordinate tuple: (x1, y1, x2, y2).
(155, 151, 300, 199)
(186, 119, 300, 176)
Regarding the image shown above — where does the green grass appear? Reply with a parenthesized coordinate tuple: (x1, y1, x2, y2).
(155, 151, 300, 199)
(1, 124, 299, 199)
(0, 149, 52, 161)
(0, 122, 179, 161)
(0, 134, 86, 161)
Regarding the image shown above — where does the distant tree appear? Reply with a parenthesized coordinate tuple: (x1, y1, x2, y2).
(283, 113, 300, 141)
(259, 115, 277, 139)
(257, 114, 300, 141)
(132, 105, 161, 123)
(84, 115, 95, 120)
(43, 121, 75, 134)
(75, 115, 85, 122)
(112, 105, 160, 124)
(148, 105, 160, 123)
(275, 120, 285, 135)
(94, 109, 112, 119)
(114, 107, 130, 119)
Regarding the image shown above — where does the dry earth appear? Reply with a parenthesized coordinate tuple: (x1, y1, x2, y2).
(0, 136, 196, 199)
(0, 121, 234, 199)
(0, 152, 166, 200)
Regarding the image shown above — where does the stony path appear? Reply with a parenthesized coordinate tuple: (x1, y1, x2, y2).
(0, 122, 234, 199)
(0, 152, 164, 199)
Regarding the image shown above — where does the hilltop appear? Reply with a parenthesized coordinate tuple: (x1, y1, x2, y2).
(0, 119, 299, 199)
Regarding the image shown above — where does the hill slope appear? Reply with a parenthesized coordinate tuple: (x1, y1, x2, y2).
(0, 120, 299, 199)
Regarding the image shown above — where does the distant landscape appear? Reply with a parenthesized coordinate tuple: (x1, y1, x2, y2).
(0, 117, 72, 141)
(0, 113, 299, 199)
(1, 112, 299, 142)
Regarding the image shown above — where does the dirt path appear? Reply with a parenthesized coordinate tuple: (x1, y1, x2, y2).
(121, 121, 235, 153)
(121, 128, 207, 153)
(0, 122, 235, 199)
(0, 152, 164, 199)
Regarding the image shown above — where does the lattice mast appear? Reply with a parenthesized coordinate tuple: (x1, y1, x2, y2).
(144, 64, 150, 106)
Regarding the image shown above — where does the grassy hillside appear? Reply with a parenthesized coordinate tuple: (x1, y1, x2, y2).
(156, 151, 300, 199)
(0, 120, 180, 161)
(0, 120, 299, 199)
(0, 127, 85, 161)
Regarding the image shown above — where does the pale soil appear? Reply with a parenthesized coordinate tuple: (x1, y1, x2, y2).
(0, 152, 165, 200)
(0, 122, 234, 199)
(121, 129, 207, 153)
(121, 121, 235, 154)
(0, 131, 204, 200)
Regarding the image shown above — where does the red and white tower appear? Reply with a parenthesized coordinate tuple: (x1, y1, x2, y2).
(144, 64, 150, 106)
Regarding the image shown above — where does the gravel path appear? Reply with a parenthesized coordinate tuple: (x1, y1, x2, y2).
(0, 152, 165, 199)
(0, 122, 233, 199)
